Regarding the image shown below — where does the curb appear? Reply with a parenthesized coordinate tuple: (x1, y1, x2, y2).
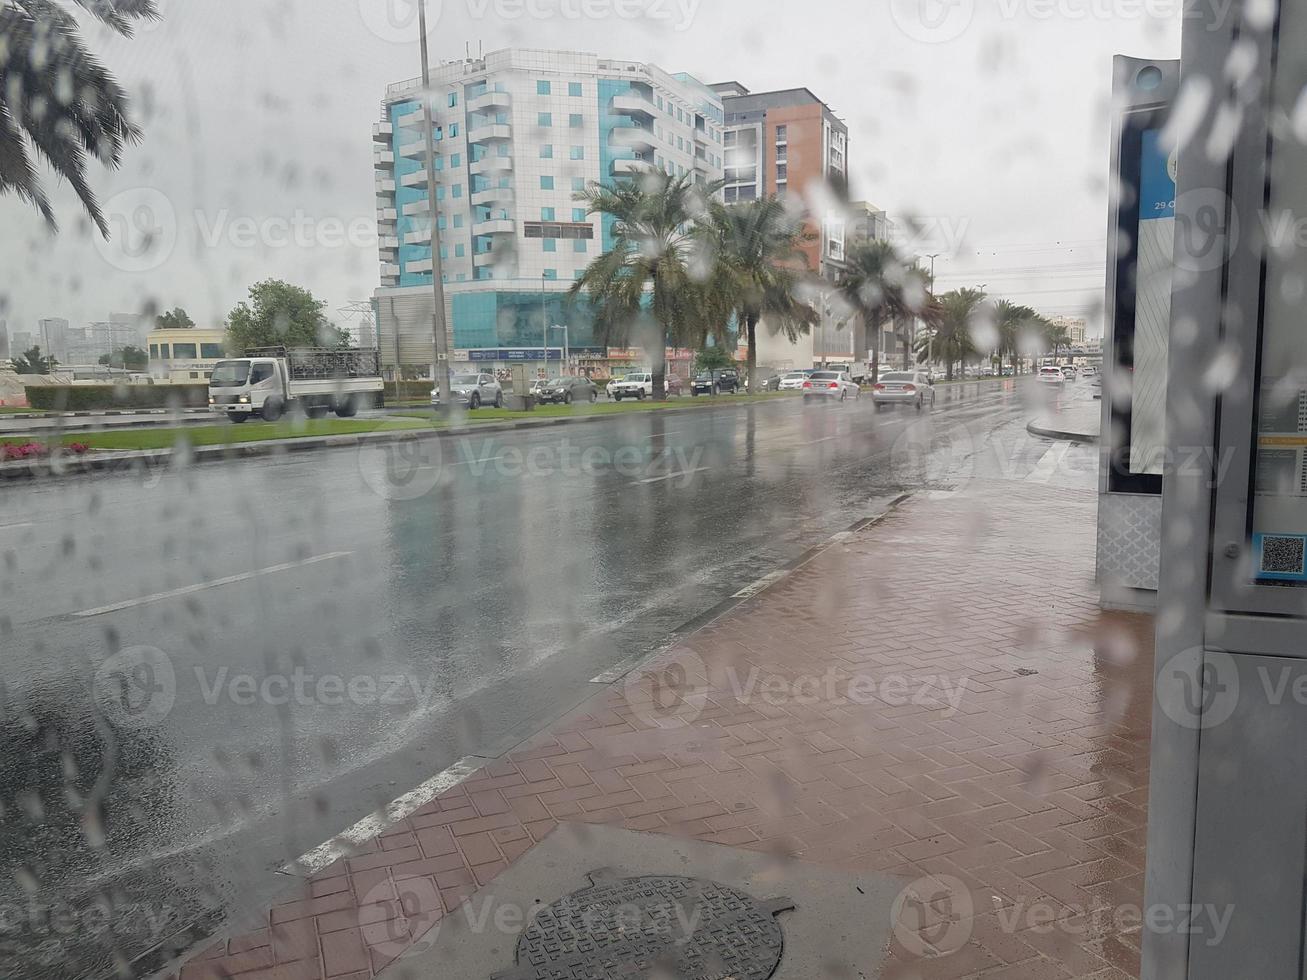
(1026, 418, 1100, 443)
(0, 399, 797, 481)
(0, 407, 211, 420)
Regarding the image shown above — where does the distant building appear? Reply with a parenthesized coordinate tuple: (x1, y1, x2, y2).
(11, 331, 34, 357)
(357, 319, 376, 350)
(148, 327, 227, 382)
(37, 317, 70, 363)
(0, 321, 8, 362)
(1051, 314, 1088, 346)
(847, 201, 893, 245)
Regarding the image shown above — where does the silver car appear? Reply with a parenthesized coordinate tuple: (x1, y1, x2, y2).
(432, 372, 503, 409)
(871, 371, 936, 410)
(801, 370, 861, 403)
(778, 370, 810, 391)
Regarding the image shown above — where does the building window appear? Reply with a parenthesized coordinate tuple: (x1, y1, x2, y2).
(448, 92, 457, 107)
(543, 239, 556, 252)
(451, 153, 461, 167)
(523, 221, 595, 239)
(573, 239, 587, 253)
(543, 268, 558, 279)
(538, 112, 552, 127)
(775, 124, 787, 143)
(775, 145, 787, 162)
(569, 113, 583, 128)
(656, 96, 664, 110)
(572, 176, 585, 192)
(190, 372, 200, 380)
(457, 273, 467, 281)
(200, 343, 223, 358)
(453, 214, 464, 228)
(570, 145, 584, 160)
(455, 244, 465, 257)
(452, 184, 463, 197)
(149, 344, 159, 357)
(449, 122, 458, 137)
(540, 144, 553, 158)
(572, 208, 586, 222)
(540, 175, 554, 189)
(776, 164, 787, 183)
(173, 343, 197, 358)
(568, 82, 582, 97)
(574, 269, 585, 280)
(537, 80, 551, 95)
(542, 207, 555, 221)
(157, 344, 170, 357)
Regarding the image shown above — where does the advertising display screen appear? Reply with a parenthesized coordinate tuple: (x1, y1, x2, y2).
(1250, 9, 1307, 585)
(1109, 117, 1175, 493)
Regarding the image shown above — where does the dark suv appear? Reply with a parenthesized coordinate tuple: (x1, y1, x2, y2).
(691, 369, 740, 395)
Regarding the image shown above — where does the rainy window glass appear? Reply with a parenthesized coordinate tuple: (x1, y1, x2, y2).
(0, 1, 1204, 979)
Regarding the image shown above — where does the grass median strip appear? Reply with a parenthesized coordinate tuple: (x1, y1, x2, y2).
(395, 391, 798, 423)
(53, 417, 429, 452)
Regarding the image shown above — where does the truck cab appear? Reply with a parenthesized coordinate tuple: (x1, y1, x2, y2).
(208, 358, 287, 421)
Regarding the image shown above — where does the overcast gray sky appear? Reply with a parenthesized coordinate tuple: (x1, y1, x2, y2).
(0, 0, 1181, 338)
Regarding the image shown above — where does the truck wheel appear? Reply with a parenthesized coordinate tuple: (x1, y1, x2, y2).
(230, 413, 248, 424)
(308, 405, 330, 419)
(613, 394, 621, 402)
(636, 390, 645, 400)
(261, 398, 284, 422)
(335, 396, 358, 418)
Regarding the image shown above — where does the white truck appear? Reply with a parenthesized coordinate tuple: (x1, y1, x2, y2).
(609, 371, 653, 401)
(208, 347, 384, 422)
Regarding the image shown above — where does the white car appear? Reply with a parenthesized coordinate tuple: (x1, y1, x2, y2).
(778, 371, 810, 391)
(432, 372, 504, 409)
(801, 370, 861, 402)
(1038, 366, 1066, 386)
(610, 372, 653, 401)
(871, 371, 936, 410)
(1060, 364, 1078, 380)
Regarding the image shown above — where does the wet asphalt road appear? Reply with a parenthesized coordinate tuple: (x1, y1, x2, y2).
(0, 379, 1095, 978)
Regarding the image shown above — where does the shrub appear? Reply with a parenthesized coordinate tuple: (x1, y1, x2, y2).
(24, 385, 210, 411)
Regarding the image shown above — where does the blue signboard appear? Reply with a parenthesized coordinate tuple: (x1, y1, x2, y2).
(1139, 128, 1176, 221)
(466, 347, 607, 361)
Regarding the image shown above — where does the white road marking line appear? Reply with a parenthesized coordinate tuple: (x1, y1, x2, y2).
(0, 522, 33, 532)
(450, 455, 506, 467)
(71, 552, 353, 618)
(279, 756, 485, 877)
(1026, 442, 1071, 484)
(633, 466, 712, 485)
(644, 429, 684, 440)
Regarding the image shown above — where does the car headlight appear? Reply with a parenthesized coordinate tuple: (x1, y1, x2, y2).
(238, 395, 250, 404)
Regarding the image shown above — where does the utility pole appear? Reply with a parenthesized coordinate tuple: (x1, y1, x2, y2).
(418, 0, 451, 409)
(926, 253, 940, 374)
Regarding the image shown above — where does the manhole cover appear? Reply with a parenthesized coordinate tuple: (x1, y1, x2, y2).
(491, 868, 795, 980)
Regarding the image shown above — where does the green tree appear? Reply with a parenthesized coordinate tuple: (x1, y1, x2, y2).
(98, 345, 148, 370)
(1042, 318, 1070, 360)
(701, 196, 817, 393)
(570, 170, 721, 400)
(993, 300, 1040, 377)
(0, 0, 156, 234)
(693, 345, 736, 375)
(155, 307, 194, 330)
(837, 240, 930, 382)
(225, 280, 344, 354)
(930, 287, 987, 381)
(13, 345, 55, 374)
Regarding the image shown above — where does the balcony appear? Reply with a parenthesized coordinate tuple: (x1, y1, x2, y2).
(471, 186, 513, 206)
(472, 218, 514, 235)
(373, 121, 392, 142)
(610, 157, 656, 177)
(395, 108, 425, 130)
(468, 123, 511, 144)
(378, 207, 398, 222)
(375, 176, 396, 193)
(469, 156, 513, 176)
(468, 89, 511, 112)
(402, 199, 432, 217)
(399, 170, 432, 188)
(407, 257, 433, 274)
(403, 227, 432, 245)
(472, 251, 501, 268)
(381, 261, 400, 278)
(693, 129, 710, 146)
(398, 139, 439, 160)
(374, 149, 395, 169)
(610, 125, 656, 153)
(611, 92, 657, 118)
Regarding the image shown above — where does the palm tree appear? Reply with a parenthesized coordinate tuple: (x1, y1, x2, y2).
(932, 287, 987, 381)
(701, 196, 818, 393)
(837, 240, 929, 384)
(993, 300, 1039, 377)
(0, 0, 156, 235)
(570, 170, 721, 400)
(1042, 319, 1070, 361)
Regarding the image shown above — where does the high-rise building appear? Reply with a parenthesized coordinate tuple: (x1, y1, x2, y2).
(11, 331, 34, 357)
(1051, 314, 1088, 346)
(37, 317, 70, 363)
(847, 201, 893, 246)
(709, 82, 849, 280)
(0, 321, 8, 362)
(371, 48, 726, 375)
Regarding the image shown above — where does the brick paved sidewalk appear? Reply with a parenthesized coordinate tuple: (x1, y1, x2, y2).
(177, 478, 1154, 980)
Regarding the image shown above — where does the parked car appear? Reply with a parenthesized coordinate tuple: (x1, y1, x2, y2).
(778, 371, 810, 391)
(610, 372, 653, 401)
(433, 372, 503, 409)
(528, 377, 550, 397)
(746, 372, 783, 392)
(537, 376, 598, 404)
(1038, 366, 1066, 386)
(1081, 365, 1098, 377)
(690, 368, 741, 395)
(1060, 364, 1078, 379)
(801, 370, 861, 402)
(872, 371, 936, 411)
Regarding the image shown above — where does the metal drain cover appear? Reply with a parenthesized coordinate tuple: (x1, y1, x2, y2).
(491, 868, 795, 980)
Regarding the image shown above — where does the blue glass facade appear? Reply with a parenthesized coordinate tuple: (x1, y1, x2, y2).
(390, 99, 431, 286)
(451, 290, 599, 350)
(597, 79, 636, 253)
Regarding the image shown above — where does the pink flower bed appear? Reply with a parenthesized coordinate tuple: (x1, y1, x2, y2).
(2, 442, 89, 461)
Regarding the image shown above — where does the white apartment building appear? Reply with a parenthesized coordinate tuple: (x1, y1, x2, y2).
(372, 48, 725, 375)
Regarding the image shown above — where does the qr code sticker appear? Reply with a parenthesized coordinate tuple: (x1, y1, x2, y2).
(1261, 536, 1306, 575)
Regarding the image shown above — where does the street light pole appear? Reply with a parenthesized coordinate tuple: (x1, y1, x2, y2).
(925, 253, 940, 373)
(417, 0, 451, 408)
